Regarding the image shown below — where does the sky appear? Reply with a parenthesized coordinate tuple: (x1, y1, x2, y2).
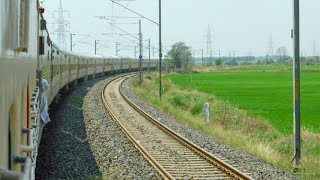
(41, 0, 320, 58)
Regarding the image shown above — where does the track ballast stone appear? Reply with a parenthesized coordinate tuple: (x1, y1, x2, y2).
(36, 75, 161, 179)
(82, 76, 162, 179)
(36, 78, 102, 179)
(122, 76, 297, 180)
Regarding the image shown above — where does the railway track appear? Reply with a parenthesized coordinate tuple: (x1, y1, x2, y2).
(102, 75, 252, 180)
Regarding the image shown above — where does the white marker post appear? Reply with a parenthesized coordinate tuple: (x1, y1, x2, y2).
(204, 103, 210, 124)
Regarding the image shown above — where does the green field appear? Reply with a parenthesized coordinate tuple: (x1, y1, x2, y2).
(219, 64, 320, 72)
(167, 71, 320, 134)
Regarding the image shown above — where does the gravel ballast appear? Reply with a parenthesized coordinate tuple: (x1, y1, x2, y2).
(36, 75, 162, 179)
(36, 78, 102, 179)
(121, 76, 297, 180)
(82, 76, 162, 179)
(36, 74, 297, 179)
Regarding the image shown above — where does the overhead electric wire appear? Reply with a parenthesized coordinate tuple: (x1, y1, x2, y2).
(110, 0, 159, 25)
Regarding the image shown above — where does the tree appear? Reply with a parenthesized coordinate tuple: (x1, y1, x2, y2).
(215, 58, 223, 66)
(167, 42, 192, 71)
(276, 46, 289, 64)
(164, 55, 174, 72)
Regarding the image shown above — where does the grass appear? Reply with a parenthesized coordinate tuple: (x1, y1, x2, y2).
(168, 71, 320, 134)
(132, 72, 320, 179)
(70, 95, 84, 107)
(194, 64, 320, 72)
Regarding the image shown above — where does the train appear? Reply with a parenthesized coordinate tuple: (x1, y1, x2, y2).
(0, 0, 158, 179)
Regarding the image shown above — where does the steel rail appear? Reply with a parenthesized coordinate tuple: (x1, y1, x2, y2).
(118, 76, 252, 180)
(102, 75, 252, 180)
(101, 75, 174, 179)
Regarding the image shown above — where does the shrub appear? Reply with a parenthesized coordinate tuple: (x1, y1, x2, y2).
(191, 103, 203, 115)
(170, 95, 190, 109)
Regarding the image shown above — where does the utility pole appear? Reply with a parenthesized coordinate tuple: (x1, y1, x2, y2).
(108, 0, 161, 97)
(192, 50, 195, 65)
(148, 38, 151, 74)
(116, 43, 120, 56)
(95, 40, 98, 55)
(159, 0, 162, 100)
(202, 49, 204, 66)
(135, 46, 138, 57)
(293, 0, 301, 166)
(153, 47, 155, 57)
(70, 34, 74, 51)
(139, 19, 143, 83)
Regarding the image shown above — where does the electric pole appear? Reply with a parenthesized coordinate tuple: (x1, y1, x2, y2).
(139, 19, 143, 83)
(192, 50, 195, 65)
(70, 34, 74, 51)
(159, 0, 162, 100)
(95, 40, 98, 55)
(115, 43, 120, 56)
(202, 49, 204, 66)
(135, 46, 138, 57)
(293, 0, 301, 166)
(148, 39, 151, 74)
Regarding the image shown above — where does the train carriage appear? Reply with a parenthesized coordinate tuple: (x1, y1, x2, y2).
(49, 45, 62, 104)
(131, 58, 139, 70)
(121, 57, 130, 71)
(112, 56, 122, 72)
(104, 56, 114, 73)
(69, 52, 78, 82)
(59, 50, 71, 89)
(0, 0, 40, 178)
(87, 57, 96, 77)
(78, 56, 87, 80)
(95, 56, 104, 74)
(0, 0, 158, 179)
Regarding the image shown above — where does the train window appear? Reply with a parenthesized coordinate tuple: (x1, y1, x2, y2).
(16, 0, 30, 52)
(47, 36, 51, 46)
(40, 19, 47, 30)
(39, 36, 45, 55)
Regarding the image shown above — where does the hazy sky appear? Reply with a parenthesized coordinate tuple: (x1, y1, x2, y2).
(41, 0, 320, 58)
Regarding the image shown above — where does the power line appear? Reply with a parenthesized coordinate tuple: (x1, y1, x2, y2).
(110, 0, 159, 25)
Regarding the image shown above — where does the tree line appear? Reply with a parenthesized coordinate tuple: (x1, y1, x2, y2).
(165, 42, 320, 71)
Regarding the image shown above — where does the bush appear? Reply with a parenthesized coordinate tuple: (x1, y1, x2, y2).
(191, 103, 203, 115)
(170, 95, 190, 109)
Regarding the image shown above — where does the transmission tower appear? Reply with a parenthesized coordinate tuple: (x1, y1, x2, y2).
(206, 25, 213, 66)
(313, 41, 318, 57)
(267, 34, 274, 63)
(51, 0, 70, 50)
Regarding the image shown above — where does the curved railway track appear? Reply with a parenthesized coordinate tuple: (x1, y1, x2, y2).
(102, 75, 252, 180)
